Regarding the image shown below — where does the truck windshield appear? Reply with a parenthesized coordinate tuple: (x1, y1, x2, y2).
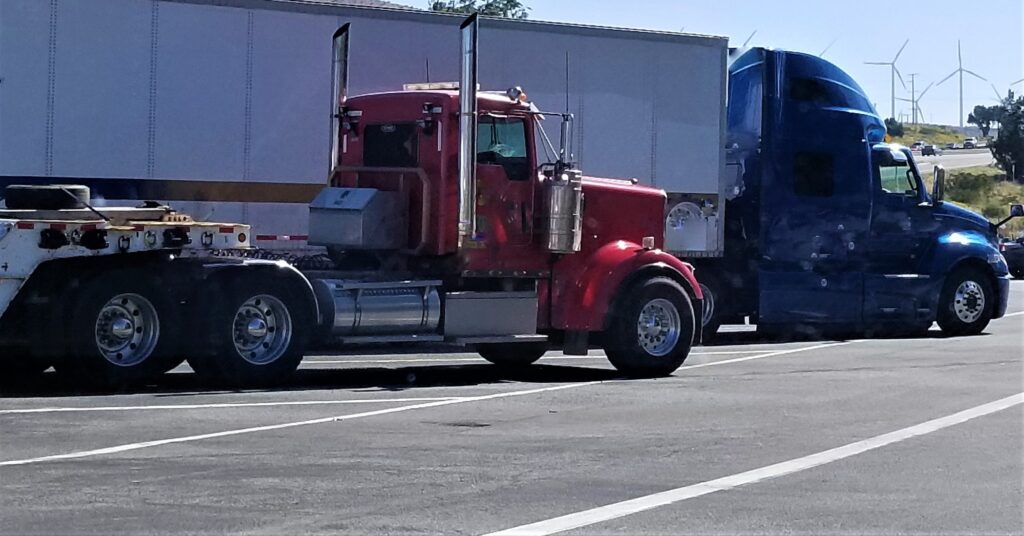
(477, 116, 529, 181)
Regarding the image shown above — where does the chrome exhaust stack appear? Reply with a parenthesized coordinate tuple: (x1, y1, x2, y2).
(329, 23, 350, 176)
(457, 14, 479, 248)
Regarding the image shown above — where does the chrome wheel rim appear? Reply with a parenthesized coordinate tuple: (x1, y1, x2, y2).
(636, 298, 681, 357)
(699, 282, 715, 328)
(94, 293, 160, 367)
(232, 294, 293, 365)
(953, 280, 985, 323)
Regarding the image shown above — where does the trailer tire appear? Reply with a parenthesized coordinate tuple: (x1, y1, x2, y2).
(188, 276, 311, 387)
(56, 270, 181, 387)
(4, 184, 90, 210)
(604, 277, 694, 378)
(937, 267, 994, 336)
(477, 342, 548, 368)
(697, 274, 723, 343)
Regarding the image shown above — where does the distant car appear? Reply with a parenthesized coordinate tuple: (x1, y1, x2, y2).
(921, 144, 943, 156)
(963, 137, 978, 149)
(910, 141, 926, 150)
(945, 142, 957, 150)
(1000, 237, 1024, 279)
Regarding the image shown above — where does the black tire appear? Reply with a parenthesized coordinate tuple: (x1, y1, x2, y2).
(187, 276, 311, 387)
(4, 184, 90, 210)
(1011, 268, 1024, 280)
(55, 270, 182, 387)
(477, 342, 548, 367)
(0, 347, 50, 384)
(936, 267, 994, 336)
(604, 277, 695, 378)
(697, 274, 723, 343)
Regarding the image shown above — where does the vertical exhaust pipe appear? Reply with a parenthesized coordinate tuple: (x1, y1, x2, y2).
(458, 14, 479, 247)
(329, 24, 350, 176)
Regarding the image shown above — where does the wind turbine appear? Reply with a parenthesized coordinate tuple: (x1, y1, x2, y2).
(897, 76, 933, 124)
(1013, 78, 1024, 86)
(819, 38, 837, 58)
(865, 39, 909, 120)
(936, 40, 987, 128)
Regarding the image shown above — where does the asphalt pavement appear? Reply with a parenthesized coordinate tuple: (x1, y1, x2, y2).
(916, 148, 995, 170)
(1, 282, 1022, 535)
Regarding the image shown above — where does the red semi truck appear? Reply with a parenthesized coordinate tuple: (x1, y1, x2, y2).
(0, 15, 702, 387)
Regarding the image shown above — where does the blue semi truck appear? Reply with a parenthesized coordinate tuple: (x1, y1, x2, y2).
(693, 48, 1021, 338)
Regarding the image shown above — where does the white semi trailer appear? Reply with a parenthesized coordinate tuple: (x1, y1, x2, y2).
(0, 0, 728, 257)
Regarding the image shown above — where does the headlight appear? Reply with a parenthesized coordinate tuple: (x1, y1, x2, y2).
(988, 252, 1007, 266)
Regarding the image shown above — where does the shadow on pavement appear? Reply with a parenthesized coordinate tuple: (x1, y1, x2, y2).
(0, 363, 622, 399)
(703, 325, 957, 346)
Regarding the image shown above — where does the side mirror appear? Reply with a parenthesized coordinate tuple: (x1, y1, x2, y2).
(932, 165, 946, 204)
(993, 203, 1023, 229)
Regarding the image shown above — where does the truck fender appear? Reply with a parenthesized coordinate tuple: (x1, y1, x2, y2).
(929, 232, 1008, 317)
(199, 259, 321, 326)
(552, 241, 702, 333)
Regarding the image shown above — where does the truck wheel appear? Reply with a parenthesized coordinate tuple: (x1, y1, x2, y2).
(189, 277, 311, 387)
(697, 276, 722, 342)
(4, 184, 90, 210)
(604, 277, 695, 378)
(1011, 268, 1024, 280)
(937, 268, 994, 336)
(477, 342, 548, 367)
(0, 347, 50, 383)
(57, 271, 181, 387)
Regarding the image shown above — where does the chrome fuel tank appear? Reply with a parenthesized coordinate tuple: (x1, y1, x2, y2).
(312, 279, 441, 336)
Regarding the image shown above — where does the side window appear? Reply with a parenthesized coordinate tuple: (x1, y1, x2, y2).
(793, 151, 835, 197)
(477, 116, 529, 181)
(878, 163, 918, 196)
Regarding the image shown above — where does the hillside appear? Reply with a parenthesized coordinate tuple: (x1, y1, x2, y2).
(929, 166, 1024, 237)
(891, 123, 971, 146)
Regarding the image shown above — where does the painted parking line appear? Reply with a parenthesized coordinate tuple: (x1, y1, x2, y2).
(0, 342, 853, 464)
(484, 392, 1024, 536)
(0, 397, 462, 415)
(0, 383, 602, 468)
(3, 344, 850, 417)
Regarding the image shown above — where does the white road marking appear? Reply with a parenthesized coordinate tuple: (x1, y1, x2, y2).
(484, 392, 1024, 536)
(680, 342, 853, 370)
(0, 382, 602, 467)
(4, 344, 846, 416)
(0, 397, 462, 415)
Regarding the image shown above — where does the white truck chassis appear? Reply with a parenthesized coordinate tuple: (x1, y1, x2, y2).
(0, 199, 320, 387)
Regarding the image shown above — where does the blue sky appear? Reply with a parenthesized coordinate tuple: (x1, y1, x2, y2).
(525, 0, 1023, 127)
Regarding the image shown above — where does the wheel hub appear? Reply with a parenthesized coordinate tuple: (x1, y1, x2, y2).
(953, 280, 985, 323)
(94, 294, 160, 367)
(636, 298, 682, 357)
(232, 295, 293, 365)
(246, 318, 269, 339)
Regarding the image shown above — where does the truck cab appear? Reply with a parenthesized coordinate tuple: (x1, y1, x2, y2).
(700, 48, 1017, 337)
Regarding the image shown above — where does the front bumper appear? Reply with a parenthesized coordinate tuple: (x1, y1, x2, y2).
(994, 275, 1011, 319)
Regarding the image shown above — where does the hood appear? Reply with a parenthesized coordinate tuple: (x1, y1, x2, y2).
(935, 201, 992, 235)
